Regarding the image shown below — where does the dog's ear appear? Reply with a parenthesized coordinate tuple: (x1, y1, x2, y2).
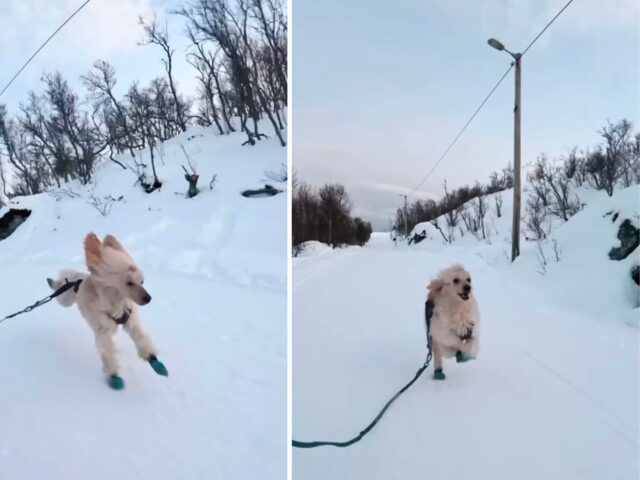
(104, 234, 135, 264)
(103, 234, 126, 253)
(84, 233, 103, 272)
(428, 278, 445, 295)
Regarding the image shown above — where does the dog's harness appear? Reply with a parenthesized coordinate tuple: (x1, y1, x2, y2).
(52, 277, 132, 326)
(109, 308, 132, 325)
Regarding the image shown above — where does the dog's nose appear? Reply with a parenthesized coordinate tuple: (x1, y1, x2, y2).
(463, 284, 471, 293)
(143, 293, 152, 304)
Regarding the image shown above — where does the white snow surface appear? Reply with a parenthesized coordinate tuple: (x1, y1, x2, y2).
(293, 187, 639, 479)
(0, 124, 286, 479)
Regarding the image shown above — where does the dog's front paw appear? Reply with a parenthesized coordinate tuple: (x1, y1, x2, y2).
(148, 355, 168, 377)
(433, 369, 446, 380)
(108, 374, 125, 390)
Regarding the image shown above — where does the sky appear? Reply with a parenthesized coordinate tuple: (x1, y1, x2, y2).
(293, 0, 640, 230)
(0, 0, 197, 112)
(0, 1, 638, 231)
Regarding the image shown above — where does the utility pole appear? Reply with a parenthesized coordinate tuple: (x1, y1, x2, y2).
(512, 54, 522, 261)
(488, 38, 522, 262)
(399, 194, 408, 238)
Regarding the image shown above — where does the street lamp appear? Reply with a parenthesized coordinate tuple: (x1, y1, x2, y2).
(488, 37, 522, 262)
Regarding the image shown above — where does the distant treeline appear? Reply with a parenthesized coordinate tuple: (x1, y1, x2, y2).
(292, 177, 372, 255)
(395, 165, 514, 236)
(0, 0, 287, 200)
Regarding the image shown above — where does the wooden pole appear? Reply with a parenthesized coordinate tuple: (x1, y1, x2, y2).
(512, 54, 522, 262)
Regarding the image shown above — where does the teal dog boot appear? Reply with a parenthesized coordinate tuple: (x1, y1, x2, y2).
(433, 368, 446, 380)
(148, 355, 168, 376)
(456, 351, 475, 363)
(108, 374, 125, 390)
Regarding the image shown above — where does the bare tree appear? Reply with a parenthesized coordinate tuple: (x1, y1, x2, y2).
(140, 17, 188, 132)
(176, 0, 287, 146)
(318, 184, 352, 247)
(473, 192, 487, 239)
(494, 193, 503, 218)
(525, 196, 548, 241)
(82, 60, 139, 158)
(585, 119, 634, 196)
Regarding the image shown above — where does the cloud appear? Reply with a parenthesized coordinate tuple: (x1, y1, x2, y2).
(351, 180, 438, 200)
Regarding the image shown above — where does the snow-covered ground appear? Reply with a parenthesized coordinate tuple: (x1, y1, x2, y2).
(0, 124, 286, 479)
(293, 187, 639, 479)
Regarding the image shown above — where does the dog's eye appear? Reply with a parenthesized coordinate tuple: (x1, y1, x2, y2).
(453, 278, 459, 284)
(467, 278, 471, 283)
(126, 281, 134, 287)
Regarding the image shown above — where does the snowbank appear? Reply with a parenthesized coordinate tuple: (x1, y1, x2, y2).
(513, 185, 640, 326)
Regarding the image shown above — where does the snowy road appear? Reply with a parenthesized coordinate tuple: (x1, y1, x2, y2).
(293, 235, 639, 479)
(0, 262, 286, 479)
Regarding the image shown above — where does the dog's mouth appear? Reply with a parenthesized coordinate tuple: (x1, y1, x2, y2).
(458, 292, 470, 301)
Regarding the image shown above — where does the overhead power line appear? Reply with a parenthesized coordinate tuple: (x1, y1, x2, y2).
(0, 0, 91, 98)
(409, 63, 513, 197)
(408, 0, 577, 199)
(522, 0, 576, 56)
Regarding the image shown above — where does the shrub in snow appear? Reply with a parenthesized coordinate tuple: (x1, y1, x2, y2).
(138, 174, 162, 194)
(525, 196, 549, 241)
(86, 195, 123, 217)
(264, 164, 287, 183)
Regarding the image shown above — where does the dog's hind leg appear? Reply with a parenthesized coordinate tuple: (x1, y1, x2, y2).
(94, 329, 124, 389)
(432, 341, 446, 380)
(124, 315, 168, 377)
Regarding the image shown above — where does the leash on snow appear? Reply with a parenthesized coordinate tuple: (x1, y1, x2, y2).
(292, 300, 435, 449)
(0, 278, 83, 325)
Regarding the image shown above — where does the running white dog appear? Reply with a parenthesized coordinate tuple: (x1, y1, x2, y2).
(47, 233, 168, 390)
(426, 264, 479, 380)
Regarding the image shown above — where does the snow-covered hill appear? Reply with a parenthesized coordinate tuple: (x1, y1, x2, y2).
(406, 185, 639, 325)
(408, 186, 601, 248)
(0, 124, 286, 479)
(293, 188, 639, 479)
